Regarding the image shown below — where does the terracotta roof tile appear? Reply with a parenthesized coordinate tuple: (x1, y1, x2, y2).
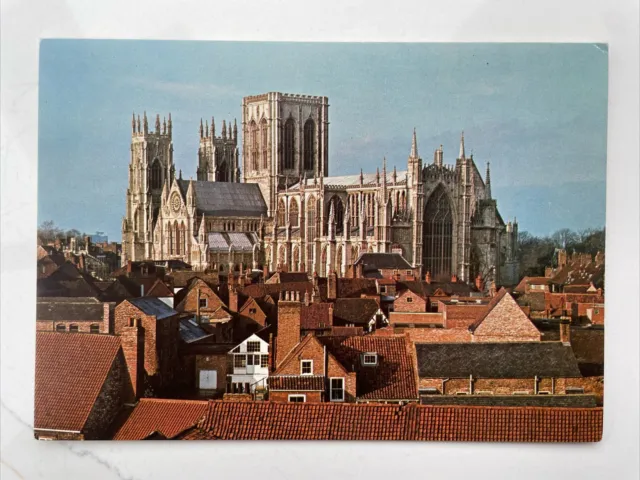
(170, 401, 603, 442)
(333, 298, 380, 325)
(300, 303, 333, 330)
(268, 376, 325, 391)
(113, 399, 208, 440)
(35, 332, 121, 432)
(319, 335, 418, 400)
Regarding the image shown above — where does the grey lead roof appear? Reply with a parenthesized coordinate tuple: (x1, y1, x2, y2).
(291, 171, 408, 189)
(354, 252, 413, 270)
(177, 180, 267, 217)
(416, 342, 582, 378)
(129, 297, 177, 319)
(208, 232, 260, 252)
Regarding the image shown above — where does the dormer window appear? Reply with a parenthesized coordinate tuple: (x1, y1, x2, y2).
(406, 297, 413, 303)
(362, 353, 378, 366)
(300, 360, 313, 375)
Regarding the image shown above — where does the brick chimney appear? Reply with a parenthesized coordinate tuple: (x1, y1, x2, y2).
(475, 274, 483, 291)
(356, 263, 364, 279)
(276, 291, 302, 368)
(127, 260, 133, 273)
(102, 302, 111, 333)
(120, 323, 145, 399)
(327, 270, 338, 300)
(560, 318, 571, 345)
(228, 286, 239, 313)
(451, 273, 458, 283)
(425, 271, 431, 284)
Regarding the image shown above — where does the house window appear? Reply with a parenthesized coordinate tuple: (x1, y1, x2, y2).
(55, 324, 66, 332)
(362, 353, 378, 366)
(234, 355, 246, 368)
(566, 387, 585, 395)
(380, 286, 387, 294)
(260, 355, 269, 368)
(90, 324, 100, 334)
(199, 298, 207, 308)
(246, 341, 261, 352)
(330, 378, 344, 402)
(406, 297, 413, 303)
(247, 355, 254, 366)
(406, 270, 412, 276)
(69, 324, 79, 333)
(288, 394, 306, 403)
(249, 308, 257, 314)
(300, 360, 313, 375)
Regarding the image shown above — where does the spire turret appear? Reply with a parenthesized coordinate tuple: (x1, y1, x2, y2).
(137, 115, 141, 134)
(132, 112, 136, 134)
(233, 119, 238, 143)
(211, 117, 215, 137)
(163, 116, 167, 135)
(168, 113, 172, 137)
(222, 119, 227, 139)
(199, 119, 204, 138)
(205, 119, 209, 138)
(434, 145, 443, 167)
(458, 131, 465, 160)
(143, 112, 148, 134)
(485, 162, 492, 199)
(155, 114, 161, 134)
(410, 128, 419, 158)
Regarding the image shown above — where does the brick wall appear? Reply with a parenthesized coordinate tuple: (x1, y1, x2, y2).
(83, 350, 133, 439)
(195, 353, 230, 391)
(440, 304, 487, 329)
(270, 391, 323, 403)
(177, 281, 225, 314)
(37, 320, 106, 333)
(276, 299, 301, 367)
(238, 298, 267, 327)
(393, 289, 426, 313)
(419, 377, 579, 395)
(120, 325, 144, 398)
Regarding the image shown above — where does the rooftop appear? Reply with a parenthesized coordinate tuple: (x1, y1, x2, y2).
(129, 297, 177, 319)
(177, 180, 267, 217)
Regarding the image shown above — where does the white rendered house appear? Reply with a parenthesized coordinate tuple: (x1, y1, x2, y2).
(227, 333, 269, 394)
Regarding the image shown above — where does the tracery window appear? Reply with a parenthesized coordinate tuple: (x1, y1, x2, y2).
(289, 198, 299, 227)
(283, 118, 295, 170)
(423, 185, 453, 280)
(303, 119, 315, 171)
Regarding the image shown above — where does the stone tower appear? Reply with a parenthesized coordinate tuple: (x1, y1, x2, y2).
(122, 112, 174, 263)
(242, 92, 329, 216)
(196, 116, 240, 182)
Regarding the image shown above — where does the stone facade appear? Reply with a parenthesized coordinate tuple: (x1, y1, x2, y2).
(122, 92, 519, 286)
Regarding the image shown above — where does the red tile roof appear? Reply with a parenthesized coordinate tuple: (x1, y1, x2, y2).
(268, 375, 325, 391)
(318, 335, 418, 401)
(35, 332, 121, 432)
(514, 276, 549, 293)
(300, 303, 333, 330)
(389, 312, 444, 325)
(169, 401, 602, 442)
(113, 399, 208, 440)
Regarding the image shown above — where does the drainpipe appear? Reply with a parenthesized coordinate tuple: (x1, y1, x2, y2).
(196, 287, 201, 323)
(324, 345, 328, 401)
(534, 375, 539, 395)
(441, 378, 450, 395)
(469, 374, 473, 395)
(551, 377, 556, 394)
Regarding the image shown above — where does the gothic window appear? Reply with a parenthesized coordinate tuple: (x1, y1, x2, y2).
(151, 159, 162, 190)
(306, 196, 316, 269)
(292, 246, 300, 271)
(277, 199, 286, 226)
(249, 120, 258, 172)
(289, 198, 299, 227)
(423, 185, 453, 280)
(168, 223, 173, 255)
(260, 118, 268, 170)
(278, 245, 286, 268)
(180, 222, 186, 256)
(303, 119, 315, 171)
(283, 118, 295, 170)
(219, 161, 228, 183)
(336, 245, 342, 274)
(325, 196, 344, 236)
(174, 221, 180, 255)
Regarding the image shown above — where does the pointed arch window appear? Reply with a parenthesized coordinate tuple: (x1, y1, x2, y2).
(303, 119, 315, 171)
(168, 223, 173, 255)
(423, 185, 453, 280)
(249, 120, 258, 172)
(325, 196, 344, 236)
(289, 198, 299, 227)
(151, 160, 162, 190)
(277, 199, 286, 226)
(219, 161, 229, 183)
(283, 118, 295, 170)
(174, 220, 180, 255)
(260, 119, 268, 170)
(306, 196, 316, 270)
(180, 222, 186, 256)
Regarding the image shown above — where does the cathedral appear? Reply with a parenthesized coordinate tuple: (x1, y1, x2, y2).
(122, 91, 519, 286)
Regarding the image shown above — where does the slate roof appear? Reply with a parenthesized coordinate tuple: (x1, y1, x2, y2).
(354, 252, 412, 270)
(177, 180, 267, 217)
(416, 342, 582, 378)
(129, 297, 177, 319)
(113, 399, 208, 440)
(517, 292, 547, 312)
(265, 272, 310, 284)
(172, 401, 602, 442)
(318, 335, 418, 400)
(332, 298, 381, 325)
(179, 318, 214, 344)
(208, 232, 260, 253)
(36, 297, 105, 321)
(35, 332, 122, 432)
(267, 376, 325, 391)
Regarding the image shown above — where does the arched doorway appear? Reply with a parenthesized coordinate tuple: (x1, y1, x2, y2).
(423, 185, 453, 280)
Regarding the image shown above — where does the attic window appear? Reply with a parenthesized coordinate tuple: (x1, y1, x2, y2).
(406, 270, 412, 276)
(249, 308, 257, 314)
(300, 360, 313, 375)
(362, 353, 378, 366)
(90, 324, 100, 334)
(246, 341, 261, 353)
(420, 387, 439, 395)
(406, 297, 413, 303)
(199, 298, 208, 308)
(69, 324, 79, 333)
(55, 324, 66, 332)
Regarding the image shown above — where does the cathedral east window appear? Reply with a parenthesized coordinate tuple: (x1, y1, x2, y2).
(423, 185, 453, 280)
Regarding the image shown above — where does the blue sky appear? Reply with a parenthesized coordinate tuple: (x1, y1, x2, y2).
(38, 41, 608, 240)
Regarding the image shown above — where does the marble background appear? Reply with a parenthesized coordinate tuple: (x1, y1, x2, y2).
(1, 0, 638, 479)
